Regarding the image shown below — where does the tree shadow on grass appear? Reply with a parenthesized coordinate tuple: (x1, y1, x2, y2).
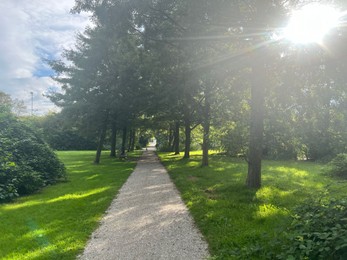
(161, 154, 337, 258)
(0, 153, 135, 260)
(1, 188, 118, 260)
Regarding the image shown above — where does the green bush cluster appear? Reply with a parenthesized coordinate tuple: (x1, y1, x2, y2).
(327, 153, 347, 179)
(0, 114, 66, 202)
(26, 113, 98, 151)
(43, 130, 97, 150)
(278, 198, 347, 259)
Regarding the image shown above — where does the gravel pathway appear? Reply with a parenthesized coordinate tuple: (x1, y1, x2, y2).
(78, 146, 209, 260)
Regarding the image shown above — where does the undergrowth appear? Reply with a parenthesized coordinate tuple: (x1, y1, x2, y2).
(158, 151, 347, 259)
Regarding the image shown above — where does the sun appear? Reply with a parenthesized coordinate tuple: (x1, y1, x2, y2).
(284, 3, 341, 44)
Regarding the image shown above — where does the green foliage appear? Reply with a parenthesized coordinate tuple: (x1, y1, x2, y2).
(158, 151, 347, 259)
(0, 151, 139, 259)
(138, 135, 149, 148)
(155, 128, 183, 152)
(220, 124, 248, 156)
(50, 0, 347, 165)
(42, 128, 97, 151)
(26, 114, 97, 151)
(327, 154, 347, 179)
(0, 114, 66, 202)
(278, 197, 347, 259)
(157, 143, 174, 152)
(0, 93, 12, 114)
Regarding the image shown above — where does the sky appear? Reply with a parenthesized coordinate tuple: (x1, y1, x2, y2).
(0, 0, 91, 115)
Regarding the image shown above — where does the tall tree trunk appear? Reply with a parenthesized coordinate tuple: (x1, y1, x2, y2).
(128, 129, 133, 152)
(202, 93, 211, 167)
(168, 124, 174, 151)
(183, 116, 191, 159)
(130, 129, 136, 151)
(246, 61, 266, 189)
(173, 121, 180, 154)
(120, 126, 127, 157)
(110, 122, 117, 157)
(95, 113, 109, 164)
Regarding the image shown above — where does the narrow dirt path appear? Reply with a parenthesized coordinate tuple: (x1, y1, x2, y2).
(79, 146, 209, 260)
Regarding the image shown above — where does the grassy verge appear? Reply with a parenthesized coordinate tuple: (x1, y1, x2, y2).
(158, 151, 347, 259)
(0, 150, 140, 260)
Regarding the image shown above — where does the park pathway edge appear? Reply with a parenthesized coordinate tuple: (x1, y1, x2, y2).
(78, 146, 210, 260)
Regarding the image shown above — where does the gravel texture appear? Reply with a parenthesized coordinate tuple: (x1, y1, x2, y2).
(78, 146, 209, 260)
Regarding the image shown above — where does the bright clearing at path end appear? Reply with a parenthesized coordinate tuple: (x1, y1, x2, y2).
(284, 3, 341, 44)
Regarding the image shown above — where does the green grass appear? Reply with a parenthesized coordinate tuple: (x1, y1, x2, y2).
(0, 150, 140, 260)
(158, 151, 347, 259)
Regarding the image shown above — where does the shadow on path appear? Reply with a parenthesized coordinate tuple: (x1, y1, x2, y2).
(79, 146, 209, 260)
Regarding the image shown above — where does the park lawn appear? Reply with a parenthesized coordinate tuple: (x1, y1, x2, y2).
(158, 151, 347, 259)
(0, 150, 140, 260)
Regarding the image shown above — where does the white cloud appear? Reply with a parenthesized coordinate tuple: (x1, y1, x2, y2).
(0, 0, 91, 115)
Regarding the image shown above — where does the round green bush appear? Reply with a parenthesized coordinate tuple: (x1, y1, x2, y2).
(0, 113, 66, 202)
(327, 153, 347, 179)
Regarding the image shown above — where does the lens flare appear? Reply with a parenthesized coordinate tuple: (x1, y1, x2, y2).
(284, 4, 341, 44)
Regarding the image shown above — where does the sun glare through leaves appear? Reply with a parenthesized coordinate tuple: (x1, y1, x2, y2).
(283, 3, 342, 44)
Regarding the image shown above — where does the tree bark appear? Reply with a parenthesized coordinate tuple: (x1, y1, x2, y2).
(120, 126, 127, 157)
(110, 122, 117, 157)
(183, 116, 191, 159)
(95, 113, 109, 164)
(130, 129, 136, 151)
(246, 60, 266, 189)
(202, 93, 211, 167)
(168, 124, 174, 151)
(173, 121, 180, 154)
(128, 129, 133, 152)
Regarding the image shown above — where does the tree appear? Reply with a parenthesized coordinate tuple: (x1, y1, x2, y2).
(0, 92, 66, 202)
(233, 1, 294, 188)
(0, 92, 26, 116)
(27, 113, 97, 151)
(246, 53, 267, 188)
(49, 5, 147, 163)
(48, 0, 347, 188)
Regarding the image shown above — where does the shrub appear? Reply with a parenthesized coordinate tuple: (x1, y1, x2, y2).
(220, 126, 248, 157)
(24, 113, 98, 151)
(43, 130, 97, 150)
(13, 139, 66, 184)
(157, 144, 173, 152)
(327, 153, 347, 179)
(0, 114, 66, 202)
(278, 197, 347, 259)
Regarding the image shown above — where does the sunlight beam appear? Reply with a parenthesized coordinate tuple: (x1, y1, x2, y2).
(284, 3, 341, 44)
